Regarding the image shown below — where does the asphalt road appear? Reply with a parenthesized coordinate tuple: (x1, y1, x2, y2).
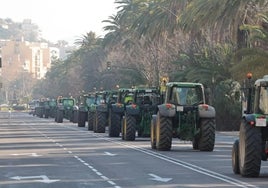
(1, 112, 268, 188)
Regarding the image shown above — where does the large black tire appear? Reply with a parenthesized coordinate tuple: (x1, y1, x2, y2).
(78, 111, 86, 127)
(88, 112, 94, 131)
(108, 111, 121, 137)
(150, 115, 157, 149)
(95, 111, 106, 133)
(155, 113, 173, 151)
(239, 120, 261, 177)
(232, 139, 240, 174)
(192, 135, 199, 150)
(57, 110, 63, 123)
(124, 113, 136, 141)
(73, 110, 78, 123)
(198, 118, 215, 151)
(121, 117, 125, 140)
(44, 110, 49, 118)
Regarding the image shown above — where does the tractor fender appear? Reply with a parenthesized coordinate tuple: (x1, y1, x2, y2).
(243, 114, 255, 123)
(125, 104, 140, 115)
(198, 104, 216, 118)
(111, 103, 125, 113)
(158, 103, 176, 117)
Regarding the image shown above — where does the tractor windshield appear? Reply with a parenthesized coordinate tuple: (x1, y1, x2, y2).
(63, 99, 74, 106)
(259, 86, 268, 114)
(172, 86, 203, 105)
(86, 97, 95, 106)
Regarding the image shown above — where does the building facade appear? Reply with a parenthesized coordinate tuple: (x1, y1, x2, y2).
(1, 39, 59, 80)
(0, 38, 59, 104)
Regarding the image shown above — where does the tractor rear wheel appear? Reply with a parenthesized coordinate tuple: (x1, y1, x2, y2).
(198, 118, 215, 151)
(155, 112, 172, 151)
(232, 139, 240, 174)
(192, 135, 199, 150)
(239, 120, 261, 177)
(108, 111, 121, 137)
(78, 111, 86, 127)
(150, 115, 157, 149)
(95, 111, 106, 133)
(57, 110, 63, 123)
(121, 117, 126, 140)
(124, 113, 136, 141)
(45, 110, 49, 118)
(88, 112, 94, 131)
(73, 110, 78, 123)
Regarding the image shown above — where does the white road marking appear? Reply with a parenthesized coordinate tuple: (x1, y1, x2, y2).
(10, 175, 59, 183)
(11, 153, 42, 157)
(104, 152, 117, 156)
(148, 173, 172, 182)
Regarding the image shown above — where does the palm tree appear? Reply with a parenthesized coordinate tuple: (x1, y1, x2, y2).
(180, 0, 268, 49)
(231, 12, 268, 81)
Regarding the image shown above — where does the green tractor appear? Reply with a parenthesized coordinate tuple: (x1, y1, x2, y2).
(94, 90, 118, 133)
(121, 88, 161, 141)
(87, 92, 106, 132)
(34, 100, 44, 118)
(232, 74, 268, 177)
(108, 88, 135, 137)
(48, 99, 57, 118)
(77, 93, 95, 127)
(55, 97, 77, 123)
(151, 82, 216, 151)
(43, 99, 57, 118)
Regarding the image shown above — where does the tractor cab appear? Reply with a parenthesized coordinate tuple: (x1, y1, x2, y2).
(253, 75, 268, 115)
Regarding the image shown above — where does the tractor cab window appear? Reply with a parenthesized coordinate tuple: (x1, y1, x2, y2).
(96, 95, 104, 105)
(86, 97, 95, 106)
(259, 87, 268, 114)
(107, 94, 117, 104)
(172, 86, 203, 105)
(124, 93, 134, 104)
(150, 93, 161, 105)
(63, 99, 74, 106)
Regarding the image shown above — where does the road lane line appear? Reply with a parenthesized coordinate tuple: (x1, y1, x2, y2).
(29, 126, 121, 188)
(98, 136, 258, 188)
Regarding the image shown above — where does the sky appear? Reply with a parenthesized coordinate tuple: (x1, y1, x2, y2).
(0, 0, 118, 44)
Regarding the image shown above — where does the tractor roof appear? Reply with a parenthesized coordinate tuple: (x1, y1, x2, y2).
(166, 82, 203, 87)
(255, 75, 268, 87)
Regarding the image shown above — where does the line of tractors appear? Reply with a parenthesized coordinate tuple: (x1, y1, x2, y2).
(30, 74, 268, 178)
(31, 81, 216, 152)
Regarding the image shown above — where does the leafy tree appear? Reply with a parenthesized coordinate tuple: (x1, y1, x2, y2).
(214, 79, 242, 131)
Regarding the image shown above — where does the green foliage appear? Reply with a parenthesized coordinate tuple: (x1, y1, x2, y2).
(171, 42, 233, 86)
(214, 80, 241, 131)
(31, 0, 268, 131)
(0, 18, 40, 42)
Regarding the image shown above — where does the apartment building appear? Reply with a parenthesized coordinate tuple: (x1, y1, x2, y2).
(1, 38, 59, 80)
